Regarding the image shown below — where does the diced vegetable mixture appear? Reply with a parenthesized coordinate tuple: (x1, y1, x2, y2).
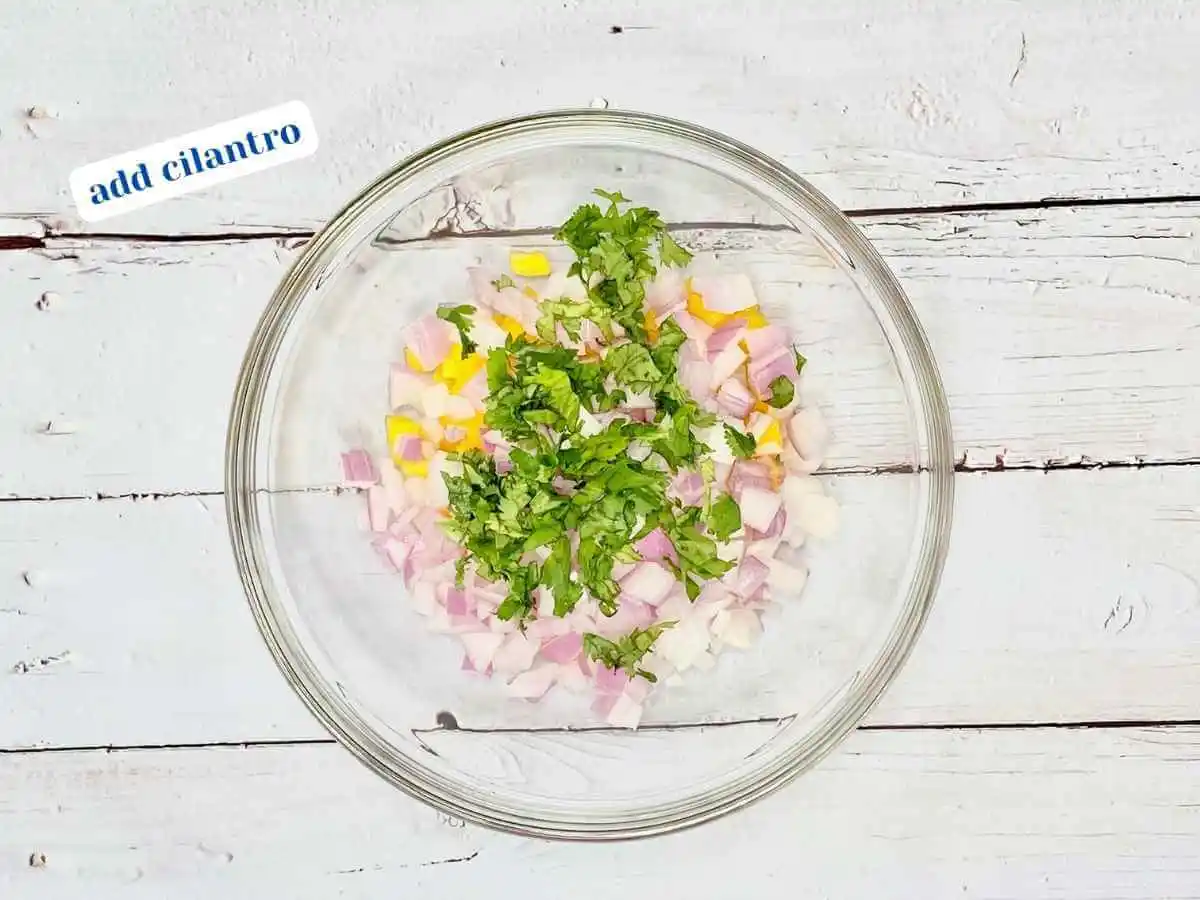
(341, 190, 838, 728)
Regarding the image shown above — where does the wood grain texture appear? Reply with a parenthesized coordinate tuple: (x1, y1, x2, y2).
(4, 203, 1198, 498)
(4, 727, 1200, 899)
(2, 1, 1200, 234)
(3, 468, 1199, 750)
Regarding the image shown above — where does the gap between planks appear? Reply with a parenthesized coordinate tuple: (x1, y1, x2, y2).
(8, 717, 1200, 758)
(6, 192, 1200, 248)
(3, 456, 1199, 505)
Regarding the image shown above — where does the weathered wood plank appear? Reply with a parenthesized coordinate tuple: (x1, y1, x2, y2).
(3, 1, 1200, 234)
(4, 727, 1200, 899)
(3, 204, 1198, 498)
(2, 468, 1198, 750)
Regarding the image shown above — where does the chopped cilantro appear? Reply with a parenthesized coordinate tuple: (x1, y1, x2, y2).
(724, 424, 757, 459)
(767, 375, 795, 409)
(582, 622, 675, 682)
(658, 230, 693, 268)
(708, 493, 742, 541)
(436, 303, 478, 355)
(437, 189, 778, 674)
(793, 347, 807, 373)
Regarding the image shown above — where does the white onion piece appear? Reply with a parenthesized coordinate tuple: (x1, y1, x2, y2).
(655, 617, 713, 672)
(507, 664, 558, 700)
(781, 475, 839, 541)
(694, 424, 735, 464)
(461, 632, 505, 671)
(793, 492, 841, 539)
(578, 407, 603, 436)
(645, 268, 685, 314)
(691, 651, 717, 672)
(367, 485, 390, 532)
(378, 460, 407, 513)
(766, 557, 808, 599)
(443, 394, 476, 420)
(410, 581, 438, 616)
(470, 314, 509, 351)
(787, 406, 829, 471)
(619, 561, 676, 606)
(419, 382, 452, 418)
(606, 692, 644, 729)
(492, 632, 540, 676)
(709, 342, 748, 390)
(690, 273, 757, 314)
(713, 609, 762, 649)
(389, 366, 426, 410)
(544, 271, 589, 301)
(739, 487, 783, 532)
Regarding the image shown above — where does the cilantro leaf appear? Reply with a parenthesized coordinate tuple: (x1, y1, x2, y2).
(542, 535, 583, 616)
(766, 375, 795, 409)
(582, 621, 675, 682)
(491, 274, 516, 291)
(793, 348, 807, 373)
(708, 493, 742, 541)
(436, 304, 478, 355)
(724, 424, 757, 459)
(529, 366, 581, 428)
(603, 342, 663, 393)
(658, 230, 693, 268)
(536, 298, 592, 343)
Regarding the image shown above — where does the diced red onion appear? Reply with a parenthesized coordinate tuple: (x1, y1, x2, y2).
(742, 324, 791, 359)
(669, 470, 705, 506)
(707, 323, 746, 360)
(634, 528, 678, 566)
(716, 379, 755, 418)
(444, 587, 468, 616)
(595, 664, 630, 695)
(748, 348, 798, 396)
(367, 485, 390, 532)
(729, 460, 773, 499)
(403, 314, 455, 368)
(646, 269, 685, 315)
(690, 273, 757, 314)
(619, 562, 677, 607)
(709, 341, 748, 389)
(540, 632, 583, 664)
(739, 487, 783, 532)
(671, 310, 714, 354)
(341, 449, 379, 488)
(731, 555, 770, 598)
(677, 349, 716, 406)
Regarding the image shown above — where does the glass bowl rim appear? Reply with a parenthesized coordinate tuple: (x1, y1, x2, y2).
(225, 107, 955, 840)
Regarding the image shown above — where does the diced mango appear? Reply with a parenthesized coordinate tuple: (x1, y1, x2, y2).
(644, 308, 660, 343)
(404, 347, 429, 372)
(385, 414, 430, 475)
(686, 277, 768, 329)
(493, 313, 526, 338)
(510, 251, 552, 278)
(437, 411, 486, 452)
(433, 344, 486, 393)
(742, 308, 768, 329)
(522, 286, 539, 301)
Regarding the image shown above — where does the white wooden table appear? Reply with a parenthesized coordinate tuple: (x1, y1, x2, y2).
(4, 2, 1200, 897)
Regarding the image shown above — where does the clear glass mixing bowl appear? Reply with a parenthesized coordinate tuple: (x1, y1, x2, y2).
(226, 109, 954, 839)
